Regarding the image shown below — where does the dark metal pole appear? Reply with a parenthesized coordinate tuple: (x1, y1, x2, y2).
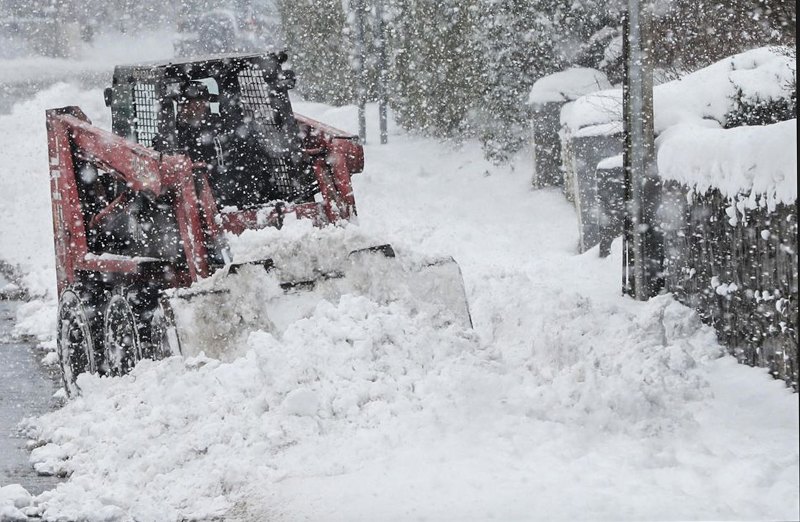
(622, 0, 660, 300)
(353, 0, 367, 143)
(622, 9, 635, 297)
(375, 0, 388, 144)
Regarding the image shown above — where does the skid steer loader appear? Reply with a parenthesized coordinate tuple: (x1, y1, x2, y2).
(47, 52, 471, 396)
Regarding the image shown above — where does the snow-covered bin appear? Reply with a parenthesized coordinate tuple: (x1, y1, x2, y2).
(559, 89, 623, 252)
(527, 68, 611, 189)
(657, 119, 798, 388)
(595, 154, 625, 257)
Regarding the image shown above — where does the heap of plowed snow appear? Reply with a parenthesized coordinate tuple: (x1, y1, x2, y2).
(22, 272, 721, 519)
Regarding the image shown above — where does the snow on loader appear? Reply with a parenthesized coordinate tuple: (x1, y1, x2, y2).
(47, 52, 471, 396)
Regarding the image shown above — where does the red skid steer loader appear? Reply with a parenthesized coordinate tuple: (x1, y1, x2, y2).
(48, 52, 471, 396)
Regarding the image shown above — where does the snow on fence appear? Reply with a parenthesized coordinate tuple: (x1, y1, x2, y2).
(658, 119, 797, 388)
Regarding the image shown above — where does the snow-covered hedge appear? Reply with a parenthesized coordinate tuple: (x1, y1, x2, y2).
(660, 181, 797, 388)
(562, 46, 795, 138)
(651, 49, 795, 386)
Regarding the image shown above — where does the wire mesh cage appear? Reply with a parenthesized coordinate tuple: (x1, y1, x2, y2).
(236, 67, 296, 199)
(132, 83, 159, 148)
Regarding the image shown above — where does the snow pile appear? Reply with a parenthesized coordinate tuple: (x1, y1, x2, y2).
(227, 218, 403, 280)
(658, 119, 798, 206)
(527, 67, 612, 105)
(0, 484, 34, 521)
(168, 219, 471, 359)
(21, 296, 471, 519)
(22, 285, 724, 520)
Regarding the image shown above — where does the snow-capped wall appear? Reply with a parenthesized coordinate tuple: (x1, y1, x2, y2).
(560, 88, 622, 139)
(528, 68, 613, 189)
(658, 119, 797, 207)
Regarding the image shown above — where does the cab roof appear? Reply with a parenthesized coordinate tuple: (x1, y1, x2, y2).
(112, 52, 284, 84)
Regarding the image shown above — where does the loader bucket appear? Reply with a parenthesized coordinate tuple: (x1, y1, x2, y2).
(164, 246, 472, 359)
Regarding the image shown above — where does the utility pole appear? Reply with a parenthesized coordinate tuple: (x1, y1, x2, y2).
(375, 0, 389, 144)
(352, 0, 368, 143)
(622, 0, 662, 299)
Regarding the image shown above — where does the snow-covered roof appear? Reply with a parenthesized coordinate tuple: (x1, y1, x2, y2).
(527, 67, 612, 105)
(562, 46, 796, 135)
(657, 119, 797, 206)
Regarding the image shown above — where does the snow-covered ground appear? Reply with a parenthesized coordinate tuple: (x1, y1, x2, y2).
(0, 85, 797, 521)
(0, 31, 173, 85)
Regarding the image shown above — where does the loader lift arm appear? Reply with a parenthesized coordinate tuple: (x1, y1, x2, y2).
(47, 107, 218, 295)
(47, 107, 364, 296)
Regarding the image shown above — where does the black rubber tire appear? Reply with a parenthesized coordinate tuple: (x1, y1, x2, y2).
(103, 294, 142, 376)
(56, 289, 97, 397)
(148, 298, 182, 360)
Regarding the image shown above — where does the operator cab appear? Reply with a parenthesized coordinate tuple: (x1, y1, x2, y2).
(103, 52, 313, 210)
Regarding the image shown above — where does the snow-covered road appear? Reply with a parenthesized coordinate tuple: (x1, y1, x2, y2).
(0, 86, 797, 521)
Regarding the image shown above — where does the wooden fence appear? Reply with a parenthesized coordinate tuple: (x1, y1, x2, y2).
(661, 182, 798, 389)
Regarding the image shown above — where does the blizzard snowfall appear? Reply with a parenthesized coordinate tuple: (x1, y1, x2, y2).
(0, 85, 798, 521)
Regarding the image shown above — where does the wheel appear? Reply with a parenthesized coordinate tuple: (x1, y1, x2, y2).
(56, 289, 97, 397)
(103, 294, 142, 376)
(149, 298, 182, 359)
